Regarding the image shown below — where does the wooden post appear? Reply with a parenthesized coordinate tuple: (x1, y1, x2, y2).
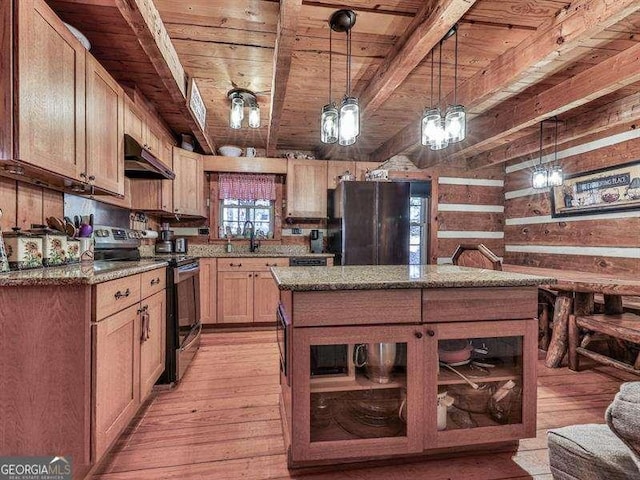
(539, 303, 550, 351)
(545, 293, 573, 368)
(604, 295, 624, 314)
(568, 314, 579, 371)
(574, 292, 594, 315)
(604, 294, 628, 362)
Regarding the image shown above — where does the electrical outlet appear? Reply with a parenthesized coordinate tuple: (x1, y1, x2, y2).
(292, 227, 302, 234)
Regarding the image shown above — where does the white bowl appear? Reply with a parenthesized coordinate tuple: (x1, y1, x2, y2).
(63, 22, 91, 51)
(218, 145, 242, 157)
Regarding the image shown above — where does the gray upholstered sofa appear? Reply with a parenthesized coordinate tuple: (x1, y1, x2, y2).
(548, 382, 640, 480)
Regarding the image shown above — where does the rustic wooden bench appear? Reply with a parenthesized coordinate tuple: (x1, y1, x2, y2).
(568, 313, 640, 375)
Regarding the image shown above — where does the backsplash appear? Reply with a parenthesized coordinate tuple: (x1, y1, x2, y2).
(138, 243, 311, 257)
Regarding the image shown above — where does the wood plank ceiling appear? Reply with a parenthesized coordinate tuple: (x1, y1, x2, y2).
(48, 0, 640, 167)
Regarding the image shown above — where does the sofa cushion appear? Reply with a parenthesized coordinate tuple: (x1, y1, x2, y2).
(548, 424, 640, 480)
(607, 381, 640, 468)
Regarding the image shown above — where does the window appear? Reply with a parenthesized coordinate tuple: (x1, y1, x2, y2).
(220, 199, 275, 239)
(409, 196, 428, 265)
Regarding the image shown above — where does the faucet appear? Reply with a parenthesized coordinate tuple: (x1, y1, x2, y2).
(243, 220, 257, 252)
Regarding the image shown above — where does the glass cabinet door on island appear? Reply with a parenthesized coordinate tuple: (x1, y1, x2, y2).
(291, 325, 424, 462)
(427, 320, 538, 448)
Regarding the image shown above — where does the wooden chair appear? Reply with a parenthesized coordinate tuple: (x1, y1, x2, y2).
(451, 243, 502, 270)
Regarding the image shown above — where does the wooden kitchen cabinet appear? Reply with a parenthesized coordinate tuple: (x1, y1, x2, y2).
(129, 140, 174, 213)
(216, 257, 288, 324)
(327, 160, 355, 190)
(173, 146, 205, 217)
(139, 290, 166, 399)
(199, 258, 217, 325)
(12, 0, 86, 180)
(124, 96, 161, 157)
(92, 303, 141, 461)
(85, 55, 125, 195)
(354, 161, 382, 180)
(286, 159, 327, 218)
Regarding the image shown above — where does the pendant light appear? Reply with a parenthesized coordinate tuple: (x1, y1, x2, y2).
(320, 9, 359, 146)
(532, 121, 548, 189)
(430, 41, 449, 151)
(548, 118, 564, 187)
(421, 52, 440, 146)
(444, 25, 466, 143)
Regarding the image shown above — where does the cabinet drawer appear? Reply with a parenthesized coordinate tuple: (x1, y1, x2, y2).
(95, 275, 141, 320)
(217, 257, 289, 272)
(422, 287, 538, 323)
(141, 268, 166, 299)
(292, 290, 421, 327)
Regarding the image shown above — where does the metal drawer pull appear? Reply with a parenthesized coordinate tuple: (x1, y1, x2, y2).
(150, 278, 161, 285)
(229, 263, 242, 267)
(114, 288, 131, 300)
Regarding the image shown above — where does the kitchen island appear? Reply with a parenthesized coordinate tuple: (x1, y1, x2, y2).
(271, 264, 555, 467)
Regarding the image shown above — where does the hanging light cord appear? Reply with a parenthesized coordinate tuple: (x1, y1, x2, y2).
(453, 26, 458, 105)
(329, 28, 332, 103)
(346, 28, 352, 96)
(554, 116, 559, 162)
(430, 50, 434, 107)
(539, 120, 544, 167)
(438, 40, 443, 109)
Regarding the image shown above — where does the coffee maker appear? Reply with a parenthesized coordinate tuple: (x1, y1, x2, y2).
(310, 229, 323, 253)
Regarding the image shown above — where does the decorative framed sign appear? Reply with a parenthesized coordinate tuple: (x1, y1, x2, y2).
(551, 160, 640, 217)
(187, 77, 207, 131)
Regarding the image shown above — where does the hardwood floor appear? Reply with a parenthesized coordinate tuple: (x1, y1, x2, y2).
(93, 331, 636, 480)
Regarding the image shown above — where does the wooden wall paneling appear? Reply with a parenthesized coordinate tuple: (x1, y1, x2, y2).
(438, 211, 504, 231)
(437, 184, 504, 205)
(0, 178, 17, 230)
(429, 175, 439, 264)
(16, 182, 43, 230)
(0, 0, 12, 161)
(504, 195, 552, 219)
(203, 156, 287, 174)
(505, 218, 640, 248)
(504, 252, 640, 276)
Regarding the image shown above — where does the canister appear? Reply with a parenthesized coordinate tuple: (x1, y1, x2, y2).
(29, 228, 68, 267)
(67, 238, 80, 264)
(4, 228, 44, 270)
(0, 209, 9, 273)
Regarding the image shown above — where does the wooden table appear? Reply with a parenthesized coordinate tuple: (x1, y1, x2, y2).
(502, 264, 640, 368)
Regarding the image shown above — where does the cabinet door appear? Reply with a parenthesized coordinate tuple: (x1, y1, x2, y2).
(16, 0, 85, 181)
(92, 303, 140, 460)
(124, 97, 145, 145)
(173, 147, 203, 216)
(327, 160, 355, 190)
(217, 271, 253, 323)
(85, 55, 124, 195)
(428, 319, 538, 449)
(144, 126, 160, 157)
(253, 271, 279, 323)
(286, 159, 327, 218)
(290, 325, 423, 463)
(140, 290, 166, 400)
(199, 258, 217, 325)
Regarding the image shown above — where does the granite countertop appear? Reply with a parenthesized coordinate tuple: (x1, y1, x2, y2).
(193, 252, 334, 258)
(271, 264, 557, 291)
(139, 244, 335, 259)
(0, 260, 168, 287)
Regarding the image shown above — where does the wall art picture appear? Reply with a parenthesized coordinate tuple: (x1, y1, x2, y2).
(551, 160, 640, 217)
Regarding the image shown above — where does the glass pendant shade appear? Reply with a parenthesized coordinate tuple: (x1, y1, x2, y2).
(321, 104, 339, 144)
(445, 104, 466, 143)
(532, 166, 548, 189)
(248, 105, 260, 128)
(421, 108, 441, 146)
(428, 110, 449, 150)
(548, 165, 563, 187)
(338, 97, 359, 146)
(230, 97, 244, 129)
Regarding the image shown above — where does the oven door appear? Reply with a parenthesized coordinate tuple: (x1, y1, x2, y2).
(276, 303, 290, 386)
(175, 262, 201, 346)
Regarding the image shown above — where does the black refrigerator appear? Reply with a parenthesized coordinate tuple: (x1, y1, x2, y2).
(328, 181, 411, 265)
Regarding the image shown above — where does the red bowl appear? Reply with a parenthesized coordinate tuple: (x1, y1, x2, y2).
(438, 342, 473, 364)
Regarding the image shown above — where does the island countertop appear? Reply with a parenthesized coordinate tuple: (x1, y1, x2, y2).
(271, 264, 557, 291)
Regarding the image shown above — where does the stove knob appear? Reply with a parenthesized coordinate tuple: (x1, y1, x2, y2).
(136, 232, 142, 239)
(95, 229, 109, 237)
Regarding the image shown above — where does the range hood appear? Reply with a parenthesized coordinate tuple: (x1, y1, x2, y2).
(124, 134, 175, 180)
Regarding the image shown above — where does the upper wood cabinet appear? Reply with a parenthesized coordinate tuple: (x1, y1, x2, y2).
(327, 160, 356, 190)
(124, 96, 161, 157)
(14, 0, 86, 181)
(286, 159, 327, 218)
(173, 147, 204, 217)
(130, 140, 174, 213)
(85, 55, 124, 196)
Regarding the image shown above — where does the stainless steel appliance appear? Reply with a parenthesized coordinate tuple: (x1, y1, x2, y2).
(310, 229, 323, 253)
(174, 237, 188, 253)
(328, 181, 411, 265)
(288, 257, 327, 267)
(93, 225, 201, 385)
(124, 134, 175, 180)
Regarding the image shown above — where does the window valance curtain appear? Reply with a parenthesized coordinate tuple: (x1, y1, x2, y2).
(218, 173, 276, 201)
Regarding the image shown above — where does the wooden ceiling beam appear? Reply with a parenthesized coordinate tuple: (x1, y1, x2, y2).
(357, 0, 476, 117)
(467, 91, 640, 170)
(371, 0, 640, 163)
(266, 0, 303, 157)
(114, 0, 214, 153)
(448, 41, 640, 161)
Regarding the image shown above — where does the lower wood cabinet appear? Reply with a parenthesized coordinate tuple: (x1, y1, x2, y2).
(92, 269, 166, 461)
(216, 257, 289, 324)
(199, 258, 217, 325)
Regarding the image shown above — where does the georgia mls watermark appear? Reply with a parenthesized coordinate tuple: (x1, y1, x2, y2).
(0, 456, 72, 480)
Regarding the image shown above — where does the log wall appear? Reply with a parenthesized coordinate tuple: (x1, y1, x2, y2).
(503, 127, 640, 275)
